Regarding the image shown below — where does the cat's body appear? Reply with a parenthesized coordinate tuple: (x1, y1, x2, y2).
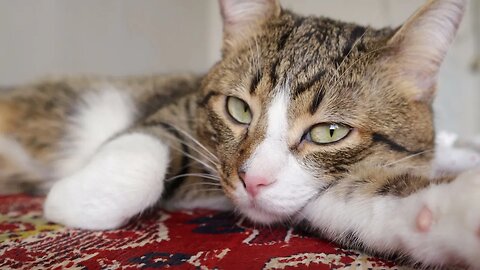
(0, 74, 230, 211)
(1, 0, 480, 268)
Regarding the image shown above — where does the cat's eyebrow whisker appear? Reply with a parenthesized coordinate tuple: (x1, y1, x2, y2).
(328, 44, 394, 93)
(246, 35, 260, 71)
(320, 30, 368, 93)
(383, 149, 434, 167)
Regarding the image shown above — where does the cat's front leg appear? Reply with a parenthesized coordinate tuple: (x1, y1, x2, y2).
(44, 133, 169, 230)
(302, 168, 480, 267)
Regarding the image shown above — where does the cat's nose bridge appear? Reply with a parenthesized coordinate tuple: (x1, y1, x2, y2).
(239, 137, 288, 195)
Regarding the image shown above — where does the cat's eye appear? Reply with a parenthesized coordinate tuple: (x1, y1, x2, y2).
(226, 96, 252, 125)
(306, 123, 351, 144)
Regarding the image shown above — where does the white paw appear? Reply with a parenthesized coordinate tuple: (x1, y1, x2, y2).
(434, 145, 480, 175)
(44, 172, 130, 230)
(44, 133, 169, 230)
(408, 169, 480, 266)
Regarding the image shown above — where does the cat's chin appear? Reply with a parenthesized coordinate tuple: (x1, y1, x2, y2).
(239, 204, 290, 225)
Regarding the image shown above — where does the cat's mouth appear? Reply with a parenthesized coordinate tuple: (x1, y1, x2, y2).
(229, 180, 317, 225)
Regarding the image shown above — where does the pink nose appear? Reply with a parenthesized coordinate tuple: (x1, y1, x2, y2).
(239, 172, 274, 197)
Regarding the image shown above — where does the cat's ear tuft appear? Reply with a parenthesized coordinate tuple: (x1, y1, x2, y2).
(219, 0, 281, 49)
(388, 0, 467, 102)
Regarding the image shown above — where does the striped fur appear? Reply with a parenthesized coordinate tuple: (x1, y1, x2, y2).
(1, 0, 479, 267)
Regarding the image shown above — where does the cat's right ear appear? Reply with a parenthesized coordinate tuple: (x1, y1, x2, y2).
(386, 0, 467, 102)
(219, 0, 281, 51)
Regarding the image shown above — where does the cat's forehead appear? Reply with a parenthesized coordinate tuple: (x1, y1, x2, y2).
(237, 12, 394, 98)
(264, 15, 368, 78)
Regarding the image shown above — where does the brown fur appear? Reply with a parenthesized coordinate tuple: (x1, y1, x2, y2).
(0, 102, 16, 133)
(0, 1, 467, 266)
(197, 9, 439, 199)
(0, 5, 442, 197)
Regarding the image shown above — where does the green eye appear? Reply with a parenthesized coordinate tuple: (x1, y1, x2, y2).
(307, 123, 351, 144)
(226, 96, 252, 125)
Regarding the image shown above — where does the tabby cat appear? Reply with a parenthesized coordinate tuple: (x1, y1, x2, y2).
(1, 0, 479, 267)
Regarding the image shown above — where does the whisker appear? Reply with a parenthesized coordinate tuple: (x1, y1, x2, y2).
(168, 124, 220, 163)
(168, 143, 217, 172)
(181, 182, 223, 189)
(162, 131, 220, 168)
(187, 188, 224, 193)
(327, 45, 394, 93)
(320, 29, 368, 93)
(149, 122, 219, 167)
(383, 149, 434, 167)
(165, 173, 220, 182)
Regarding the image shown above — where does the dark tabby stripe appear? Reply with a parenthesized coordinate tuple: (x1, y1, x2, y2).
(375, 173, 431, 197)
(309, 87, 326, 114)
(198, 91, 220, 107)
(269, 58, 281, 88)
(249, 70, 263, 94)
(371, 133, 419, 154)
(293, 70, 327, 98)
(277, 17, 305, 51)
(343, 26, 366, 56)
(269, 17, 305, 88)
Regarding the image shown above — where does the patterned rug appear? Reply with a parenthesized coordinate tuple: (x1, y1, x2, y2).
(0, 194, 402, 269)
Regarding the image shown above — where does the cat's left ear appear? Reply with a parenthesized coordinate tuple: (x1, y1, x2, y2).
(387, 0, 467, 102)
(219, 0, 281, 50)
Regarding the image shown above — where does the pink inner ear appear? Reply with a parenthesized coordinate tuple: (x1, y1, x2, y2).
(405, 69, 437, 101)
(220, 0, 280, 36)
(389, 0, 466, 100)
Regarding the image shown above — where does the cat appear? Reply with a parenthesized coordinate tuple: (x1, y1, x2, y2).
(1, 0, 479, 267)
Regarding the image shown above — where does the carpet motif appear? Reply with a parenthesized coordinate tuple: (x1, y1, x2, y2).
(0, 195, 403, 269)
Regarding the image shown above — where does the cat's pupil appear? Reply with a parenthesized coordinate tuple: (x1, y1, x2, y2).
(329, 126, 335, 137)
(243, 104, 248, 113)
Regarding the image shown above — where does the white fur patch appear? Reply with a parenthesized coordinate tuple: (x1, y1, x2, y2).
(55, 86, 137, 179)
(433, 131, 480, 175)
(236, 89, 319, 224)
(302, 168, 480, 266)
(44, 133, 169, 230)
(245, 90, 289, 178)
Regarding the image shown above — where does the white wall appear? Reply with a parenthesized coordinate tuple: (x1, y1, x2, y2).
(0, 0, 210, 83)
(0, 1, 479, 135)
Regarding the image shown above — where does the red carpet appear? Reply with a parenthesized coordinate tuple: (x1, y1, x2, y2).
(0, 195, 398, 269)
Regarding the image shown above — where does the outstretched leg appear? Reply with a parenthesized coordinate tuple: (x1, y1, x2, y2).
(44, 132, 169, 230)
(302, 166, 480, 267)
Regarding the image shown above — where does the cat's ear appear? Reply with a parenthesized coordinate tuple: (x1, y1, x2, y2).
(387, 0, 467, 102)
(219, 0, 281, 49)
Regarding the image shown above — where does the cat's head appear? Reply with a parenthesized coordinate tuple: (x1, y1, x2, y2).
(197, 0, 466, 224)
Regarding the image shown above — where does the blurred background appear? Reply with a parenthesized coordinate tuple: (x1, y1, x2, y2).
(0, 0, 479, 136)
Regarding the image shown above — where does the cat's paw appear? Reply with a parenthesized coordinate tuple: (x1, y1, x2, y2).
(44, 133, 169, 230)
(408, 169, 480, 266)
(44, 173, 130, 230)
